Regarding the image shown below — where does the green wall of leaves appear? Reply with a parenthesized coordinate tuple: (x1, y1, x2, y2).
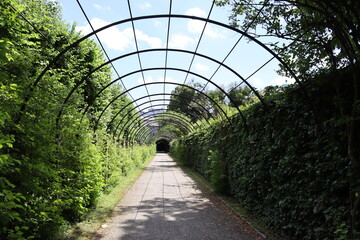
(0, 0, 155, 239)
(171, 74, 352, 240)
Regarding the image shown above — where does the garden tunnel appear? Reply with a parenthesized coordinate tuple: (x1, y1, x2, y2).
(4, 1, 359, 239)
(17, 0, 308, 145)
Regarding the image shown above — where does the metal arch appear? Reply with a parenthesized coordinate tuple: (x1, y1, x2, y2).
(107, 93, 213, 135)
(24, 14, 303, 124)
(112, 96, 211, 136)
(126, 111, 197, 142)
(130, 116, 192, 143)
(76, 61, 246, 130)
(128, 113, 195, 143)
(140, 125, 181, 142)
(114, 101, 209, 139)
(80, 45, 256, 122)
(140, 128, 180, 145)
(135, 119, 190, 144)
(118, 104, 202, 140)
(93, 80, 230, 131)
(142, 131, 175, 143)
(139, 129, 178, 145)
(111, 99, 210, 139)
(79, 48, 264, 124)
(133, 118, 190, 144)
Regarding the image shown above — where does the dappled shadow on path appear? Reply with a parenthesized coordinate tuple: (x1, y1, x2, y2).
(95, 196, 260, 240)
(93, 153, 262, 240)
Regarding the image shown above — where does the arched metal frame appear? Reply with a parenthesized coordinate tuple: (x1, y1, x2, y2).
(116, 102, 206, 140)
(21, 13, 306, 143)
(127, 112, 196, 142)
(118, 104, 198, 140)
(94, 81, 230, 130)
(79, 48, 266, 119)
(108, 93, 213, 133)
(136, 119, 190, 144)
(136, 117, 193, 143)
(142, 131, 176, 145)
(136, 119, 190, 143)
(109, 93, 213, 138)
(130, 116, 192, 143)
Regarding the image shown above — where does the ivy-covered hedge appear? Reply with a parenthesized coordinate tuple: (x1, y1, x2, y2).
(171, 74, 352, 239)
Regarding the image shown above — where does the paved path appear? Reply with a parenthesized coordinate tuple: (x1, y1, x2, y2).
(96, 153, 262, 240)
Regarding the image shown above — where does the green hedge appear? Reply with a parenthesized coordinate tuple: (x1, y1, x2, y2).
(0, 1, 156, 239)
(171, 77, 351, 239)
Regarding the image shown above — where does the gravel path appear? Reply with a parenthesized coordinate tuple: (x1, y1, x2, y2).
(95, 153, 263, 240)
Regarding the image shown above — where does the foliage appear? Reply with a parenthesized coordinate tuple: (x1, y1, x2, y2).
(0, 0, 156, 239)
(227, 84, 257, 108)
(171, 72, 352, 239)
(215, 0, 360, 170)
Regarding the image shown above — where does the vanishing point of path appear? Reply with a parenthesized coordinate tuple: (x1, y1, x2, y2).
(95, 153, 263, 240)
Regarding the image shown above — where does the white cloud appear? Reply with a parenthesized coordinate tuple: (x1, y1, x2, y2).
(93, 3, 111, 11)
(134, 29, 162, 48)
(138, 2, 151, 9)
(138, 76, 154, 84)
(185, 8, 206, 17)
(185, 7, 223, 39)
(168, 34, 195, 49)
(76, 18, 162, 51)
(195, 63, 209, 71)
(158, 76, 177, 83)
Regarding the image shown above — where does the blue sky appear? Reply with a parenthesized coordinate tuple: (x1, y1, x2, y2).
(55, 0, 293, 110)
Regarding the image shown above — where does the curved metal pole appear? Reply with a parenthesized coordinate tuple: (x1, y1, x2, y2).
(77, 66, 245, 130)
(140, 129, 179, 145)
(136, 119, 190, 144)
(127, 113, 195, 143)
(127, 111, 196, 142)
(107, 93, 212, 134)
(130, 117, 191, 143)
(94, 81, 230, 131)
(116, 103, 203, 139)
(109, 95, 211, 136)
(79, 48, 267, 120)
(133, 118, 190, 144)
(112, 98, 210, 138)
(26, 14, 302, 123)
(119, 104, 199, 137)
(140, 124, 184, 143)
(115, 100, 208, 139)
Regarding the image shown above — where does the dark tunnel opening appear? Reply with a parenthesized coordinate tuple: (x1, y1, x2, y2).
(156, 139, 170, 153)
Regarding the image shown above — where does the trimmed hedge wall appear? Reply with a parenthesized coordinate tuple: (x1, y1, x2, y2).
(170, 77, 352, 239)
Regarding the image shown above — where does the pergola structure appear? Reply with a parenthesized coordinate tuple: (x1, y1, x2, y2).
(17, 0, 308, 144)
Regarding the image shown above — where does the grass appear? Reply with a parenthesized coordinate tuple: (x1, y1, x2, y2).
(61, 155, 155, 240)
(177, 164, 286, 240)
